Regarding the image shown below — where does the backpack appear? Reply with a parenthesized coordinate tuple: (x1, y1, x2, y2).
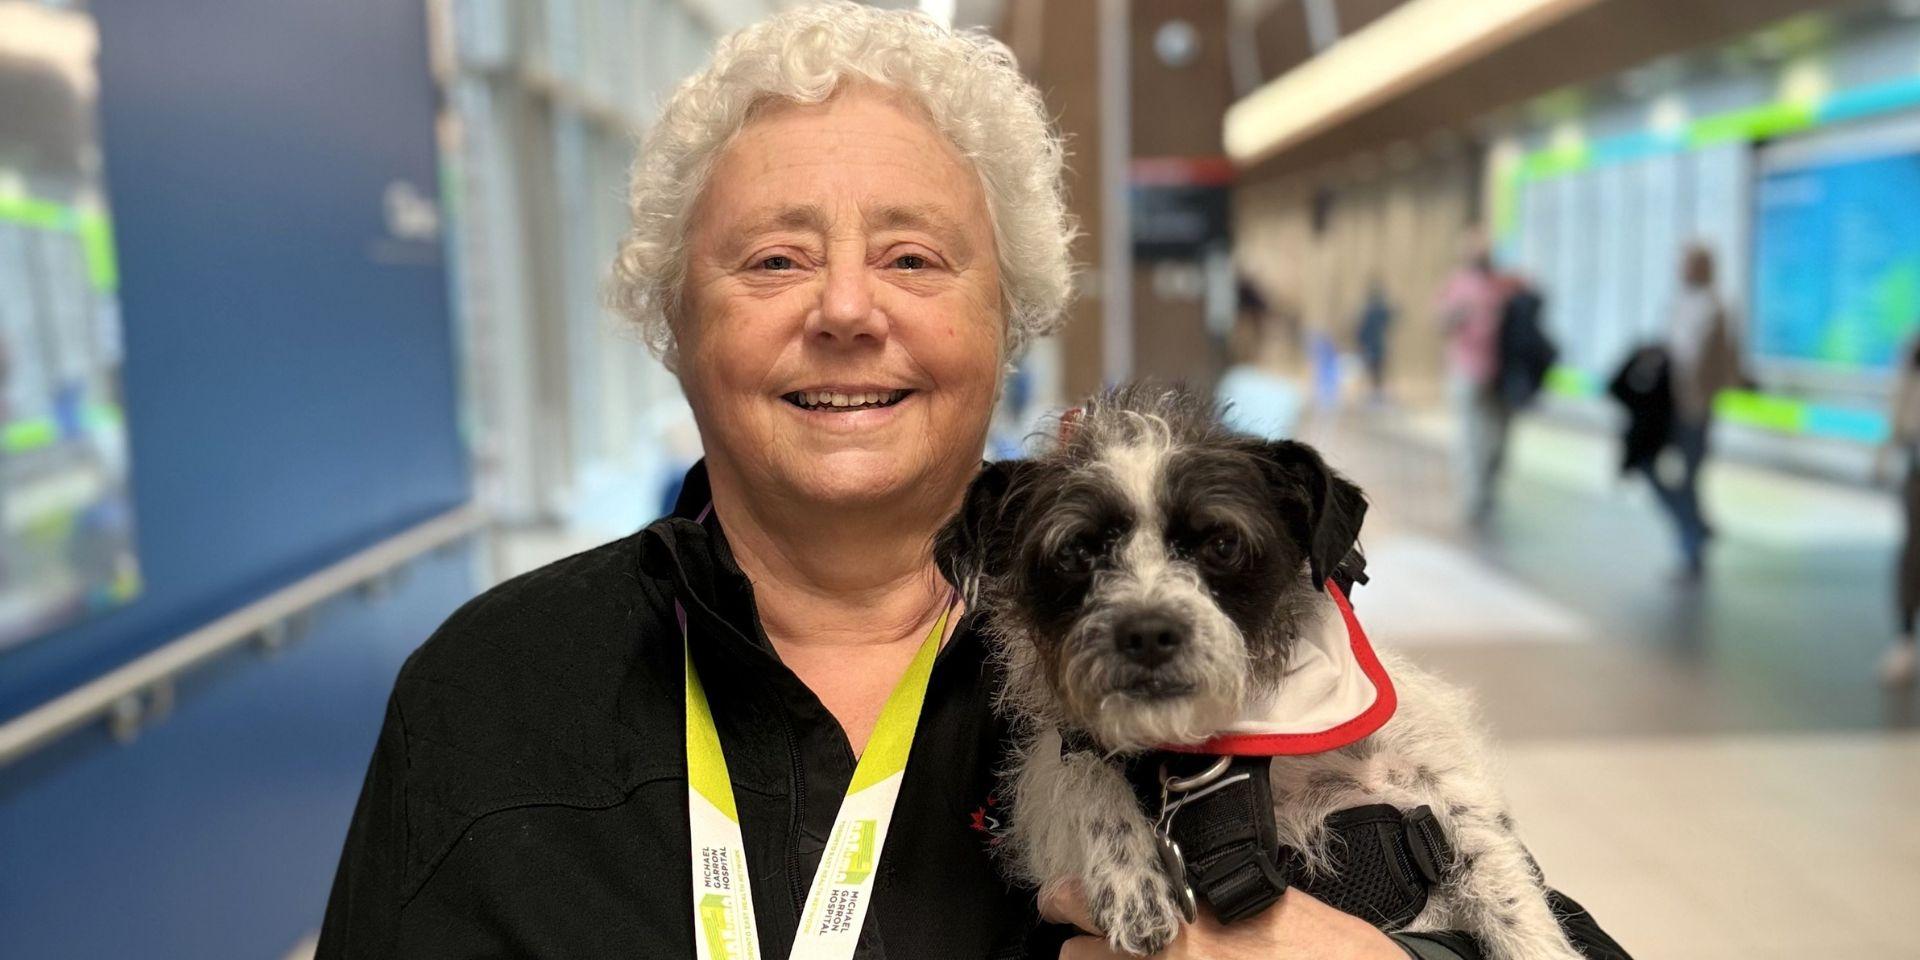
(1495, 286, 1557, 409)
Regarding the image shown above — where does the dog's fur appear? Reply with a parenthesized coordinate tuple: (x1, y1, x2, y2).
(936, 385, 1582, 959)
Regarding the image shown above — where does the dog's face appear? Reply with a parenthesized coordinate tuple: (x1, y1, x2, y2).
(937, 387, 1365, 752)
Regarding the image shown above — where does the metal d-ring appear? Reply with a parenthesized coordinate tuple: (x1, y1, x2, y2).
(1159, 755, 1232, 794)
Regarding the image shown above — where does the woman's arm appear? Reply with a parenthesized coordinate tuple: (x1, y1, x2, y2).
(1046, 885, 1404, 960)
(314, 694, 412, 960)
(1393, 931, 1483, 959)
(1391, 889, 1632, 959)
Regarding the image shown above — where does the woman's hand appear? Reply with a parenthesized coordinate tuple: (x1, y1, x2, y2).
(1041, 880, 1407, 960)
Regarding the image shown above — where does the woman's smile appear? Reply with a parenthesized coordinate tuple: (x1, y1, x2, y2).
(781, 387, 914, 411)
(779, 387, 918, 432)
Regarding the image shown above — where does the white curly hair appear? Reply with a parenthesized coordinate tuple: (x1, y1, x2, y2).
(608, 1, 1076, 366)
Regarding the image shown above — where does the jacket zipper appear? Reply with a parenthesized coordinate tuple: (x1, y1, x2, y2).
(781, 709, 809, 916)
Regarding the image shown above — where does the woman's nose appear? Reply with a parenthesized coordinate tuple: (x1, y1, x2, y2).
(807, 258, 887, 344)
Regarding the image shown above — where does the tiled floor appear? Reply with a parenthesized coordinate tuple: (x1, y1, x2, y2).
(1504, 733, 1920, 959)
(1312, 405, 1917, 957)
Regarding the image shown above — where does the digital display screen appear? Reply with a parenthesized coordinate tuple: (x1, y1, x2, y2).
(1510, 140, 1749, 380)
(0, 0, 141, 650)
(1753, 112, 1920, 375)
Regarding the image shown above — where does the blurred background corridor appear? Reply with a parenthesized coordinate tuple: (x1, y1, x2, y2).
(2, 0, 1917, 957)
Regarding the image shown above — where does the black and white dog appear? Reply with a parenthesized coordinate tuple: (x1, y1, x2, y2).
(936, 386, 1582, 960)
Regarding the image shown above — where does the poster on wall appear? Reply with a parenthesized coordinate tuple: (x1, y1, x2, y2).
(1754, 111, 1920, 379)
(0, 0, 141, 650)
(1129, 156, 1234, 261)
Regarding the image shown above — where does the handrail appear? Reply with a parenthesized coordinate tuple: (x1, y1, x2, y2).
(0, 503, 489, 768)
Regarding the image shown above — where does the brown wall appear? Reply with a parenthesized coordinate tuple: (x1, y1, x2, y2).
(1002, 0, 1244, 397)
(1129, 0, 1233, 157)
(1128, 0, 1237, 388)
(1004, 0, 1105, 399)
(1234, 145, 1478, 399)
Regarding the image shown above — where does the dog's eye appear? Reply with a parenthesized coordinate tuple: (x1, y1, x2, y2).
(1059, 537, 1101, 574)
(1202, 532, 1245, 567)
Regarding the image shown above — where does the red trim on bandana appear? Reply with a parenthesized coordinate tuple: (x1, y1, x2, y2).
(1163, 581, 1396, 757)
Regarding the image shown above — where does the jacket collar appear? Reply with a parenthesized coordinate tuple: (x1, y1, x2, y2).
(641, 459, 983, 668)
(639, 461, 774, 666)
(669, 458, 718, 520)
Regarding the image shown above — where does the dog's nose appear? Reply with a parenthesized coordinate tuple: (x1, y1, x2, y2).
(1115, 613, 1186, 667)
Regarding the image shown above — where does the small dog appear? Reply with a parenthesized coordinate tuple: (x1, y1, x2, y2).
(936, 386, 1583, 960)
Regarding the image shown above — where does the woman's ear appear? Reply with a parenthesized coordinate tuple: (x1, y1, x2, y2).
(934, 460, 1037, 595)
(1255, 441, 1368, 588)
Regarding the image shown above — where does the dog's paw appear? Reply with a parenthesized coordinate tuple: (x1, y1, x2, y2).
(1088, 870, 1184, 956)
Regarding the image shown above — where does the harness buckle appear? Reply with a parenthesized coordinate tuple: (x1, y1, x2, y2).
(1150, 756, 1242, 925)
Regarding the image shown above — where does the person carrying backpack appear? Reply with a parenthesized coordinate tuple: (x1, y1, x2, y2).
(1644, 243, 1748, 581)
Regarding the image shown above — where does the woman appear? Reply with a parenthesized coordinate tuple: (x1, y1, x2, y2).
(316, 5, 1623, 958)
(1881, 335, 1920, 684)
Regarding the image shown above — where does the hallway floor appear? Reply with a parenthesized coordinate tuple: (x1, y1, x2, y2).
(1311, 406, 1915, 958)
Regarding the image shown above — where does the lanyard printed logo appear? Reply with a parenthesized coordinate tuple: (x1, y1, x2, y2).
(680, 597, 951, 960)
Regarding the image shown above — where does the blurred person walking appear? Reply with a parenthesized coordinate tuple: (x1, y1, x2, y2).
(1879, 334, 1920, 683)
(1436, 245, 1512, 523)
(1217, 276, 1307, 439)
(1356, 280, 1394, 403)
(1645, 244, 1747, 580)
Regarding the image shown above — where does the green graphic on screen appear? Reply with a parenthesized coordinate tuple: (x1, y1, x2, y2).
(0, 0, 142, 650)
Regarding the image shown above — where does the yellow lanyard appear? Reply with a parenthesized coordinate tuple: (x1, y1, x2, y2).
(680, 598, 951, 960)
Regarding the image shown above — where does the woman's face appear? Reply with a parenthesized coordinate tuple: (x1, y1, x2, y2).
(676, 86, 1004, 513)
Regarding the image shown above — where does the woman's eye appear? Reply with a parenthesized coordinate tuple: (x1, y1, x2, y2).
(892, 253, 929, 271)
(756, 254, 796, 271)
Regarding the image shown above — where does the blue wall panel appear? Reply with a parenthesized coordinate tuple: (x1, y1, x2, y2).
(0, 1, 478, 957)
(0, 0, 470, 714)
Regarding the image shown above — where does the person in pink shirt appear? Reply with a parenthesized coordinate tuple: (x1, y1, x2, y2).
(1437, 245, 1514, 523)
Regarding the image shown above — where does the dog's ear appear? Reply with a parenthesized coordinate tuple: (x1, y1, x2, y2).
(935, 459, 1039, 595)
(1254, 441, 1367, 588)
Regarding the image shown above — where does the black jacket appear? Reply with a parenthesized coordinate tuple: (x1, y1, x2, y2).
(1607, 345, 1676, 475)
(317, 463, 1627, 959)
(1494, 285, 1557, 410)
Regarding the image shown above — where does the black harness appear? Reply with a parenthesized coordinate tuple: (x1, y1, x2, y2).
(1066, 740, 1456, 931)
